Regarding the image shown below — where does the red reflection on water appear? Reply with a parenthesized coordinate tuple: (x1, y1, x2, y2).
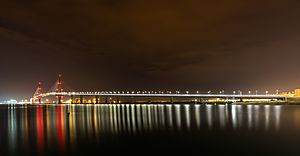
(55, 106, 65, 153)
(36, 106, 44, 155)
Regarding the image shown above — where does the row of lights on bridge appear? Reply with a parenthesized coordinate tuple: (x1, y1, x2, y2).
(71, 90, 278, 95)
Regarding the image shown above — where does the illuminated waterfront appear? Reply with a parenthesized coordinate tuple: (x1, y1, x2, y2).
(2, 103, 300, 155)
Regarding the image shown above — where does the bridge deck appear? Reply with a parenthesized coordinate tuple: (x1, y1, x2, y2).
(38, 92, 286, 99)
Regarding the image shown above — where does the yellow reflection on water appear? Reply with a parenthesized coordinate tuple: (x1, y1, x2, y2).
(8, 106, 17, 155)
(4, 103, 290, 155)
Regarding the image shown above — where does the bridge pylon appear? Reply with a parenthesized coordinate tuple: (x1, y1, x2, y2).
(32, 82, 43, 104)
(54, 74, 64, 104)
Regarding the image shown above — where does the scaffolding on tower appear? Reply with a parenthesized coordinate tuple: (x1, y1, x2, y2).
(55, 74, 64, 104)
(32, 82, 43, 104)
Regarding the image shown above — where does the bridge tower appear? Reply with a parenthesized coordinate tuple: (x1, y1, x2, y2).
(55, 74, 64, 104)
(33, 82, 43, 104)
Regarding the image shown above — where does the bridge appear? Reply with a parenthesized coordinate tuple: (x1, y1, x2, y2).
(31, 75, 287, 104)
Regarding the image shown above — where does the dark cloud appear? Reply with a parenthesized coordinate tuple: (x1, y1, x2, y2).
(0, 0, 300, 100)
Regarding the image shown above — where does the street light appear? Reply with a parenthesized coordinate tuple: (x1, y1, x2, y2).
(238, 90, 242, 95)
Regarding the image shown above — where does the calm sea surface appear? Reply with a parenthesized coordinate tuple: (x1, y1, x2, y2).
(1, 104, 300, 156)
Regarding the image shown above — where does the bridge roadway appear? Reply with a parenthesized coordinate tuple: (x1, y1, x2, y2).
(38, 92, 286, 99)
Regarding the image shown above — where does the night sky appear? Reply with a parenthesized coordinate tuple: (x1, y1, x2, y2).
(1, 0, 300, 100)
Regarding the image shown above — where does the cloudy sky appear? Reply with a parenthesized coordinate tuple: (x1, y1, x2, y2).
(1, 0, 300, 100)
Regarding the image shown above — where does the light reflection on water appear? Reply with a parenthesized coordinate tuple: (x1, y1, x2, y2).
(3, 104, 300, 155)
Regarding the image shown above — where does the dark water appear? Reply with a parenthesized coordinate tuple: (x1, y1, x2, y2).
(1, 104, 300, 156)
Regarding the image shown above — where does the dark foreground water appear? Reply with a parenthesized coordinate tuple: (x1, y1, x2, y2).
(1, 104, 300, 156)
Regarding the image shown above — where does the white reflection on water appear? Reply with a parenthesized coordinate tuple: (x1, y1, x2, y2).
(184, 105, 191, 130)
(130, 105, 136, 133)
(206, 105, 213, 129)
(8, 106, 17, 155)
(126, 104, 131, 133)
(195, 105, 201, 128)
(3, 103, 290, 155)
(274, 105, 281, 131)
(136, 104, 142, 132)
(231, 105, 237, 129)
(166, 105, 173, 128)
(117, 105, 122, 133)
(237, 105, 243, 129)
(254, 105, 260, 129)
(121, 104, 126, 132)
(23, 106, 29, 150)
(158, 105, 166, 128)
(115, 105, 119, 134)
(147, 105, 153, 131)
(141, 104, 148, 131)
(218, 105, 226, 129)
(247, 105, 253, 129)
(87, 105, 93, 139)
(175, 105, 182, 130)
(153, 105, 158, 128)
(264, 105, 270, 130)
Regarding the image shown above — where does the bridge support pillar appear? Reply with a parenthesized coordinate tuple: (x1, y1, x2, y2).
(80, 95, 83, 104)
(105, 96, 108, 104)
(57, 96, 63, 104)
(95, 96, 99, 104)
(285, 97, 288, 102)
(70, 95, 74, 104)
